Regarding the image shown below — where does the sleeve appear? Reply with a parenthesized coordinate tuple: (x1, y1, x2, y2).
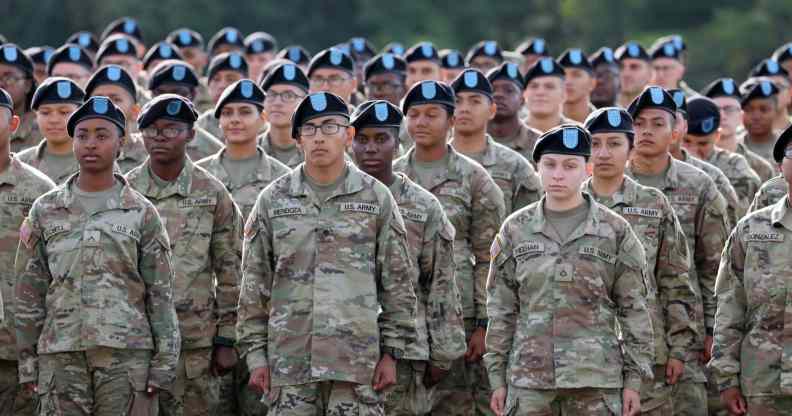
(482, 228, 518, 391)
(471, 170, 506, 320)
(14, 208, 50, 384)
(139, 206, 181, 391)
(236, 196, 274, 371)
(211, 189, 243, 342)
(715, 172, 740, 228)
(747, 188, 767, 214)
(511, 162, 542, 213)
(731, 157, 761, 218)
(708, 226, 746, 392)
(696, 187, 730, 335)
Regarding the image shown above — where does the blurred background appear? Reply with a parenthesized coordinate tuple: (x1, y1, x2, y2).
(2, 0, 791, 89)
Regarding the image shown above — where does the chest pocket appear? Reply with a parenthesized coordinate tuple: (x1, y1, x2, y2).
(745, 232, 788, 325)
(171, 196, 216, 255)
(622, 206, 663, 252)
(43, 222, 77, 280)
(333, 201, 379, 266)
(435, 184, 471, 240)
(269, 203, 313, 260)
(513, 240, 556, 308)
(574, 242, 618, 301)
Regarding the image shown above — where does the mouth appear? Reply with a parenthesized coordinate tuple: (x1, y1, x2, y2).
(360, 159, 383, 168)
(81, 155, 99, 162)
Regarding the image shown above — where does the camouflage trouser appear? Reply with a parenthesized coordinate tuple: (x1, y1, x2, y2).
(639, 364, 673, 415)
(705, 367, 727, 416)
(503, 387, 621, 415)
(431, 319, 491, 416)
(159, 347, 219, 416)
(215, 359, 267, 416)
(745, 395, 792, 415)
(37, 347, 156, 416)
(0, 359, 35, 416)
(385, 360, 432, 415)
(266, 381, 384, 415)
(671, 380, 708, 416)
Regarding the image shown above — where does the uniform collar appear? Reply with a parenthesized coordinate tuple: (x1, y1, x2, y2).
(0, 155, 26, 186)
(771, 195, 792, 231)
(583, 175, 639, 207)
(135, 157, 195, 198)
(528, 192, 602, 242)
(288, 161, 364, 200)
(203, 146, 275, 189)
(56, 173, 140, 210)
(401, 144, 464, 190)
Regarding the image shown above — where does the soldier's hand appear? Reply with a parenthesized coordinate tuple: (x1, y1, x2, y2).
(720, 387, 747, 415)
(622, 388, 641, 416)
(665, 358, 684, 385)
(701, 335, 714, 364)
(464, 327, 486, 363)
(22, 382, 36, 394)
(489, 387, 507, 416)
(423, 364, 448, 388)
(211, 345, 238, 376)
(249, 366, 271, 394)
(372, 353, 396, 391)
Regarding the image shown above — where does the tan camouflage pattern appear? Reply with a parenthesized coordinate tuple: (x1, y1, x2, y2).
(502, 387, 622, 415)
(117, 132, 149, 173)
(159, 347, 219, 416)
(490, 120, 542, 168)
(186, 127, 224, 163)
(258, 130, 304, 169)
(706, 147, 762, 219)
(196, 109, 223, 142)
(734, 141, 776, 184)
(748, 174, 786, 214)
(680, 148, 742, 226)
(0, 359, 34, 416)
(9, 113, 41, 155)
(16, 140, 79, 185)
(267, 381, 384, 415)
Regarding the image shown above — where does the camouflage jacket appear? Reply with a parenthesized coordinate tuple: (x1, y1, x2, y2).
(706, 147, 762, 219)
(197, 147, 291, 219)
(734, 141, 776, 184)
(680, 148, 741, 226)
(748, 175, 787, 214)
(710, 196, 792, 396)
(237, 163, 417, 387)
(452, 135, 542, 214)
(394, 145, 505, 319)
(584, 177, 698, 365)
(196, 109, 223, 142)
(9, 112, 41, 155)
(117, 132, 149, 174)
(484, 195, 654, 392)
(389, 172, 466, 369)
(16, 140, 79, 185)
(257, 130, 304, 169)
(490, 120, 542, 168)
(126, 158, 243, 349)
(186, 127, 224, 163)
(15, 174, 180, 389)
(0, 157, 54, 361)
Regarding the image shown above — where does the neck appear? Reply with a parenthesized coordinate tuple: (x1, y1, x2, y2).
(591, 174, 625, 197)
(527, 112, 561, 133)
(747, 131, 773, 143)
(371, 169, 396, 187)
(716, 132, 738, 152)
(225, 139, 258, 160)
(451, 129, 487, 154)
(76, 171, 116, 192)
(563, 98, 591, 123)
(46, 139, 73, 155)
(630, 152, 671, 175)
(487, 115, 521, 139)
(269, 124, 295, 148)
(618, 91, 639, 108)
(305, 159, 346, 185)
(545, 192, 585, 211)
(0, 145, 10, 173)
(669, 144, 684, 160)
(415, 141, 448, 162)
(150, 156, 185, 181)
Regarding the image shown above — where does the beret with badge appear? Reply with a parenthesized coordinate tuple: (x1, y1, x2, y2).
(466, 40, 503, 65)
(31, 77, 85, 110)
(47, 43, 94, 75)
(260, 62, 309, 92)
(524, 57, 565, 84)
(615, 41, 650, 62)
(487, 62, 525, 89)
(772, 43, 792, 64)
(558, 48, 593, 73)
(440, 49, 464, 70)
(739, 78, 778, 107)
(137, 93, 198, 129)
(686, 96, 721, 137)
(214, 79, 265, 118)
(382, 42, 405, 57)
(405, 42, 439, 63)
(668, 89, 688, 118)
(207, 52, 249, 80)
(245, 32, 277, 55)
(86, 65, 137, 100)
(351, 99, 403, 130)
(749, 58, 788, 78)
(532, 124, 592, 163)
(96, 34, 138, 63)
(101, 17, 143, 44)
(451, 68, 492, 98)
(702, 78, 741, 100)
(0, 43, 34, 76)
(208, 27, 244, 54)
(649, 38, 682, 61)
(516, 38, 549, 57)
(348, 37, 376, 58)
(148, 60, 199, 90)
(364, 53, 406, 81)
(627, 86, 677, 119)
(584, 107, 634, 142)
(67, 95, 126, 137)
(290, 92, 349, 138)
(67, 31, 99, 54)
(401, 80, 455, 114)
(590, 47, 617, 68)
(307, 47, 354, 77)
(143, 42, 183, 70)
(26, 46, 54, 66)
(276, 46, 311, 66)
(167, 28, 204, 50)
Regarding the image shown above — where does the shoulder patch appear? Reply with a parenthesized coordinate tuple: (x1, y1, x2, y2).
(19, 218, 37, 249)
(623, 206, 662, 218)
(339, 201, 381, 214)
(746, 232, 784, 242)
(579, 246, 616, 264)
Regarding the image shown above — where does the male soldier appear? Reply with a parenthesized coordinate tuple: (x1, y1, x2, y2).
(25, 46, 53, 85)
(709, 124, 792, 415)
(100, 16, 145, 57)
(405, 42, 442, 88)
(238, 91, 418, 414)
(96, 34, 143, 84)
(466, 41, 503, 74)
(440, 49, 465, 84)
(558, 48, 597, 123)
(47, 44, 94, 88)
(740, 78, 780, 165)
(207, 27, 245, 58)
(615, 41, 653, 108)
(196, 52, 250, 140)
(0, 44, 39, 153)
(487, 62, 542, 165)
(522, 57, 576, 133)
(0, 88, 54, 416)
(625, 86, 730, 416)
(167, 28, 208, 76)
(682, 96, 761, 220)
(126, 94, 242, 416)
(349, 99, 466, 416)
(148, 60, 224, 161)
(363, 53, 407, 106)
(590, 46, 621, 108)
(703, 78, 776, 183)
(583, 107, 698, 415)
(394, 80, 505, 415)
(308, 48, 358, 109)
(486, 124, 654, 416)
(257, 62, 308, 168)
(244, 32, 277, 84)
(515, 37, 549, 76)
(749, 59, 792, 131)
(275, 46, 312, 74)
(649, 38, 688, 92)
(15, 96, 180, 415)
(17, 77, 84, 184)
(450, 68, 542, 214)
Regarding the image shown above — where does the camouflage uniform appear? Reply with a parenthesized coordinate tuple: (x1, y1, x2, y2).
(490, 120, 542, 168)
(186, 127, 224, 163)
(398, 121, 414, 156)
(484, 195, 655, 414)
(734, 141, 776, 183)
(383, 173, 467, 416)
(194, 81, 214, 114)
(9, 113, 41, 155)
(679, 148, 741, 227)
(16, 140, 79, 185)
(584, 176, 699, 414)
(394, 145, 505, 416)
(125, 158, 243, 416)
(626, 158, 731, 416)
(452, 135, 542, 214)
(0, 156, 54, 416)
(195, 110, 223, 142)
(14, 173, 180, 414)
(748, 174, 787, 213)
(709, 196, 792, 414)
(237, 163, 418, 415)
(705, 147, 762, 219)
(197, 146, 291, 219)
(258, 130, 305, 169)
(739, 134, 777, 167)
(116, 132, 149, 173)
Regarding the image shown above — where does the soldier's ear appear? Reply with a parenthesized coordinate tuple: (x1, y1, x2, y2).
(585, 161, 593, 176)
(8, 114, 20, 134)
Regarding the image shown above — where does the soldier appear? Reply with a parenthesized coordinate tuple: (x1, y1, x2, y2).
(486, 124, 654, 416)
(207, 27, 245, 58)
(615, 41, 652, 108)
(486, 62, 542, 165)
(238, 91, 418, 415)
(47, 43, 94, 88)
(148, 60, 224, 161)
(244, 32, 277, 84)
(515, 37, 549, 76)
(0, 88, 54, 416)
(25, 46, 53, 85)
(17, 77, 84, 184)
(394, 80, 505, 415)
(440, 49, 465, 84)
(166, 28, 208, 77)
(749, 59, 792, 132)
(682, 96, 761, 221)
(15, 96, 180, 415)
(405, 42, 442, 88)
(709, 124, 792, 415)
(590, 47, 620, 108)
(625, 86, 730, 416)
(747, 173, 786, 213)
(0, 44, 40, 153)
(583, 107, 698, 415)
(349, 99, 466, 415)
(466, 41, 503, 74)
(125, 94, 242, 416)
(649, 37, 689, 93)
(275, 45, 311, 74)
(196, 52, 250, 140)
(702, 78, 776, 183)
(257, 62, 308, 168)
(363, 53, 407, 106)
(522, 57, 577, 133)
(558, 48, 597, 123)
(307, 48, 358, 109)
(96, 34, 144, 84)
(449, 68, 542, 214)
(740, 78, 780, 165)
